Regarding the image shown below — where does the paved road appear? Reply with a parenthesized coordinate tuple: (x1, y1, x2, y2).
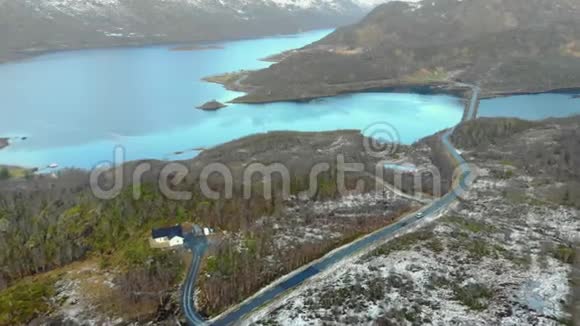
(466, 85, 481, 120)
(458, 83, 481, 121)
(184, 84, 480, 326)
(183, 233, 208, 326)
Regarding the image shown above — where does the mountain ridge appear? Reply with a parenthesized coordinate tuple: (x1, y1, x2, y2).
(216, 0, 580, 103)
(0, 0, 408, 63)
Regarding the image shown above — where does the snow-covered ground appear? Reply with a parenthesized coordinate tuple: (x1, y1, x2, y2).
(245, 125, 580, 325)
(52, 261, 122, 325)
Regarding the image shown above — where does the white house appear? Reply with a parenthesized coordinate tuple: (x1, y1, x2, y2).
(150, 225, 185, 249)
(152, 237, 168, 245)
(169, 236, 184, 247)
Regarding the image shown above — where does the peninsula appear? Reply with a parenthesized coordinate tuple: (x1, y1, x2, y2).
(207, 0, 580, 104)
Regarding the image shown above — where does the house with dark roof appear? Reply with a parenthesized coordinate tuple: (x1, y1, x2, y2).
(152, 225, 183, 239)
(150, 225, 184, 248)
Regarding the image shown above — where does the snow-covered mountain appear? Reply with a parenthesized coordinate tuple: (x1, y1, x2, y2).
(0, 0, 400, 62)
(15, 0, 390, 13)
(18, 0, 425, 15)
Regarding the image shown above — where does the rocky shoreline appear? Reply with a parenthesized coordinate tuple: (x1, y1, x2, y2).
(171, 44, 223, 52)
(481, 87, 580, 100)
(203, 71, 466, 104)
(204, 69, 580, 105)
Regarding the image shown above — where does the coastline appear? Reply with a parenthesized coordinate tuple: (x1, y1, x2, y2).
(480, 87, 580, 99)
(170, 44, 224, 52)
(204, 71, 467, 104)
(204, 69, 580, 105)
(0, 27, 335, 66)
(260, 49, 298, 63)
(0, 40, 232, 65)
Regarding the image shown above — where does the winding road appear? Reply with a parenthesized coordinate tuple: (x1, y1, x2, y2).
(182, 233, 208, 326)
(182, 84, 480, 326)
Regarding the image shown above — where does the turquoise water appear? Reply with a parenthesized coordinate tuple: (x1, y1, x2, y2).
(0, 29, 464, 169)
(479, 93, 580, 120)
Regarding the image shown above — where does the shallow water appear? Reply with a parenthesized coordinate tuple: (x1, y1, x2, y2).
(0, 29, 465, 169)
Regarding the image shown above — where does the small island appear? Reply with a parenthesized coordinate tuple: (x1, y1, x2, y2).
(197, 100, 227, 111)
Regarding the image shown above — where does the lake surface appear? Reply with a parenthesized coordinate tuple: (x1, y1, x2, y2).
(479, 93, 580, 120)
(0, 29, 466, 169)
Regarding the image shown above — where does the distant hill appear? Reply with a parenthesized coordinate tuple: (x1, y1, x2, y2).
(0, 0, 408, 63)
(223, 0, 580, 102)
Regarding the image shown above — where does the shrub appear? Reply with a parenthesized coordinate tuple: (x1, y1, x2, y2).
(443, 216, 496, 234)
(0, 276, 57, 325)
(553, 245, 576, 264)
(453, 283, 493, 311)
(0, 168, 9, 180)
(367, 230, 433, 258)
(465, 239, 492, 260)
(427, 238, 445, 253)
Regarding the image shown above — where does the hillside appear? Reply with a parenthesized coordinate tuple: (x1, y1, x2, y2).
(214, 0, 580, 103)
(2, 116, 579, 324)
(0, 0, 402, 63)
(250, 116, 580, 325)
(0, 129, 445, 324)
